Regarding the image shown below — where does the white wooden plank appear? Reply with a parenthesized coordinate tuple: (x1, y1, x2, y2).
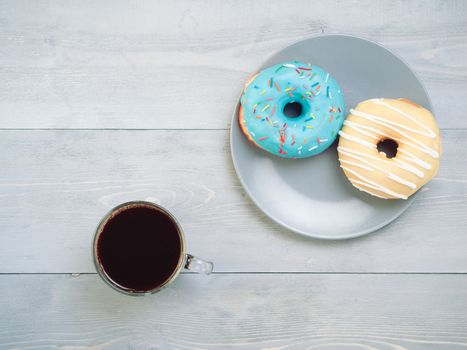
(0, 0, 466, 129)
(0, 129, 465, 273)
(0, 274, 466, 349)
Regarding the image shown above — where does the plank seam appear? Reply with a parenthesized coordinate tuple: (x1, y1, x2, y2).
(1, 272, 467, 275)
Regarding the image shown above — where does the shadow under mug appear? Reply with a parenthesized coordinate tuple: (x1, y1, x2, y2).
(93, 201, 213, 295)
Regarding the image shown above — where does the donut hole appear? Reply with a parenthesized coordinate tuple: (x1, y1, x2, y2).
(283, 101, 303, 118)
(377, 138, 398, 158)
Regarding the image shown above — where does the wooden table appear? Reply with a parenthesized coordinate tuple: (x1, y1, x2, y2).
(1, 1, 466, 349)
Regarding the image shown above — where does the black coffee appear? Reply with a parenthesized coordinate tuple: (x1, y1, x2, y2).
(96, 204, 183, 292)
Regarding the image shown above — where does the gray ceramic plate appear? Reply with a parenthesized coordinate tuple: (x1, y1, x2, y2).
(230, 35, 432, 240)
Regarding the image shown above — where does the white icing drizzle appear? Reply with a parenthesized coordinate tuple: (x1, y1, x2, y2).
(338, 147, 425, 178)
(343, 120, 432, 170)
(370, 99, 436, 138)
(340, 159, 374, 172)
(339, 130, 425, 178)
(341, 166, 408, 199)
(338, 131, 375, 148)
(343, 120, 378, 139)
(388, 173, 417, 189)
(349, 108, 439, 158)
(346, 180, 388, 199)
(339, 147, 417, 189)
(397, 148, 432, 170)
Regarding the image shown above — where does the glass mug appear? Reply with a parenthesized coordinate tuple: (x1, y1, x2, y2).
(93, 201, 213, 295)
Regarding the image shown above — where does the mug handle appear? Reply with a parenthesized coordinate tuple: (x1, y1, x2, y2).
(184, 254, 213, 275)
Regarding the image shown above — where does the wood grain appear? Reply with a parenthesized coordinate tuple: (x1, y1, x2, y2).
(1, 274, 466, 350)
(0, 0, 466, 129)
(0, 129, 465, 273)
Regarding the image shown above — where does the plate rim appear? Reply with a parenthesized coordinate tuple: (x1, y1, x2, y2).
(230, 34, 433, 240)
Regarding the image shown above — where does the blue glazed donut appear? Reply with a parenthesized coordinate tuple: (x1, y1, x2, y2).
(239, 61, 345, 158)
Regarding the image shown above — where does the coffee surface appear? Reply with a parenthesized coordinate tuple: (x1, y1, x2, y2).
(97, 205, 182, 292)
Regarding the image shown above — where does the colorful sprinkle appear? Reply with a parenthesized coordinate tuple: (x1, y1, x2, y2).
(270, 105, 276, 117)
(299, 66, 312, 71)
(283, 63, 296, 68)
(275, 66, 285, 73)
(304, 117, 313, 122)
(308, 145, 318, 151)
(311, 82, 319, 87)
(261, 104, 270, 112)
(250, 131, 256, 137)
(260, 89, 266, 95)
(310, 113, 316, 119)
(266, 97, 273, 101)
(325, 73, 329, 83)
(326, 86, 330, 98)
(330, 115, 334, 122)
(279, 148, 287, 155)
(274, 81, 281, 92)
(306, 125, 314, 129)
(258, 136, 268, 141)
(279, 129, 285, 145)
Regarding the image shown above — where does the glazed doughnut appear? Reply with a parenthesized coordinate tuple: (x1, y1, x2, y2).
(338, 98, 441, 200)
(239, 61, 345, 158)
